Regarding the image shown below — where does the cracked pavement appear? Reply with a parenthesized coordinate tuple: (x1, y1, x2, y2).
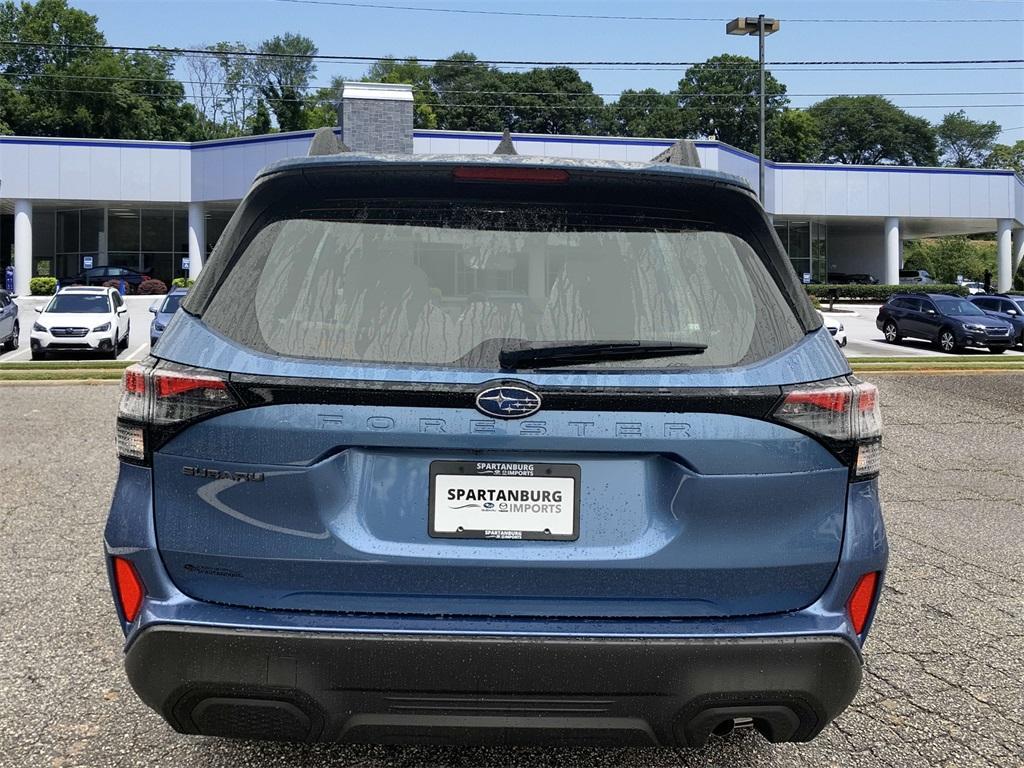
(1, 375, 1022, 767)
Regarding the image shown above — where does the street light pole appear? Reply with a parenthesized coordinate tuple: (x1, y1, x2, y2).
(726, 15, 780, 203)
(758, 13, 766, 204)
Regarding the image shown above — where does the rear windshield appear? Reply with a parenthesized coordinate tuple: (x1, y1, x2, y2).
(200, 203, 803, 370)
(46, 293, 110, 313)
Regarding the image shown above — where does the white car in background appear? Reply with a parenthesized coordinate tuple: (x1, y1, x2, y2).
(30, 286, 130, 360)
(818, 310, 848, 347)
(960, 281, 987, 295)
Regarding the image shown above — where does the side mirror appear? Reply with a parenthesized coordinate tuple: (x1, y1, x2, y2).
(116, 306, 127, 315)
(34, 306, 43, 313)
(1007, 309, 1019, 316)
(926, 309, 936, 315)
(149, 303, 159, 314)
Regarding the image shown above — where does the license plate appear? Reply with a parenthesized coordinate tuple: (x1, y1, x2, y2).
(429, 461, 580, 541)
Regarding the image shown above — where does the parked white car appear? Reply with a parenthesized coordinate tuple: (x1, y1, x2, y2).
(30, 286, 130, 360)
(818, 310, 848, 347)
(960, 281, 987, 295)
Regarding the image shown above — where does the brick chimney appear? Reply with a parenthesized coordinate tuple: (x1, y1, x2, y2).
(337, 82, 414, 154)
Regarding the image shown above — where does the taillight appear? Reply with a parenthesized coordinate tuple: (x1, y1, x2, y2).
(112, 557, 145, 623)
(773, 378, 882, 479)
(847, 571, 880, 635)
(116, 361, 239, 464)
(453, 166, 569, 184)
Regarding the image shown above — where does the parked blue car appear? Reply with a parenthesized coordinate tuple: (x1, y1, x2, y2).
(105, 152, 887, 747)
(148, 287, 187, 348)
(876, 293, 1015, 353)
(968, 293, 1024, 348)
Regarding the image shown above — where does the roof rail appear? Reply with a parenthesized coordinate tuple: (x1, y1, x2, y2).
(308, 127, 351, 156)
(493, 129, 518, 155)
(651, 139, 701, 168)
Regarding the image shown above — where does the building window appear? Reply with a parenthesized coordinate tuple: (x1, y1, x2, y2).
(774, 219, 829, 283)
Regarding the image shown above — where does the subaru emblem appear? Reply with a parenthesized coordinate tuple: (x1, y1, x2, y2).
(475, 384, 542, 419)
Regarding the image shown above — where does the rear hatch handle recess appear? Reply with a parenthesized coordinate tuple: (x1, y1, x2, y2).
(498, 340, 708, 371)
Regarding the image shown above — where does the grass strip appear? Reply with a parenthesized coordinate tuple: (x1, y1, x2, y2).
(0, 369, 125, 381)
(853, 363, 1024, 372)
(847, 355, 1023, 364)
(0, 360, 132, 370)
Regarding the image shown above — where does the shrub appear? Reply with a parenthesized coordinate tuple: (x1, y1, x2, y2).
(805, 283, 969, 302)
(29, 277, 57, 295)
(171, 277, 195, 288)
(137, 278, 168, 295)
(809, 294, 821, 310)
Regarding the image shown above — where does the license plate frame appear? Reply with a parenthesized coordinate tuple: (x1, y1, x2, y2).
(428, 460, 581, 541)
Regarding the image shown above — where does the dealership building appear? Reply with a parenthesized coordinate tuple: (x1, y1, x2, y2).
(1, 82, 1022, 297)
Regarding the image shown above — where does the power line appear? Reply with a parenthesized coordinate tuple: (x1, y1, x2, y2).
(10, 83, 1023, 112)
(4, 71, 1021, 99)
(269, 0, 1024, 23)
(0, 40, 1021, 68)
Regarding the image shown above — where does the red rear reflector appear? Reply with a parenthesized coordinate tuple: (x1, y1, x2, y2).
(155, 373, 227, 398)
(847, 571, 880, 634)
(123, 366, 146, 395)
(453, 166, 569, 184)
(857, 388, 878, 412)
(112, 557, 144, 623)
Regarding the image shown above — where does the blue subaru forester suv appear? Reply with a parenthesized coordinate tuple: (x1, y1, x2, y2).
(105, 151, 887, 747)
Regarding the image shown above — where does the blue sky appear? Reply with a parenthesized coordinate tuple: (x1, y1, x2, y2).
(74, 0, 1024, 140)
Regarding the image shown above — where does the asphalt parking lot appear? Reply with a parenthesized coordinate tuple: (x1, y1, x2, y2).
(0, 375, 1022, 768)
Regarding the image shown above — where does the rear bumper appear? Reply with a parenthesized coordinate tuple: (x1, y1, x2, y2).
(106, 465, 887, 747)
(125, 625, 861, 747)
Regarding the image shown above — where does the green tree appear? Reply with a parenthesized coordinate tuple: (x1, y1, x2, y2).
(810, 96, 938, 165)
(903, 237, 996, 283)
(430, 52, 510, 132)
(364, 58, 438, 128)
(767, 109, 821, 162)
(936, 110, 1000, 167)
(0, 0, 199, 140)
(675, 54, 788, 153)
(983, 140, 1024, 175)
(213, 42, 261, 134)
(248, 99, 272, 135)
(255, 32, 317, 132)
(608, 88, 681, 138)
(504, 67, 605, 135)
(0, 0, 103, 78)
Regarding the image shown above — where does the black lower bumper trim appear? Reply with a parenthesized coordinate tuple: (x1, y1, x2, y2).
(125, 626, 862, 747)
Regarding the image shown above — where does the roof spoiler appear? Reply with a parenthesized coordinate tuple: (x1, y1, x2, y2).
(308, 127, 351, 156)
(651, 139, 701, 168)
(493, 129, 517, 155)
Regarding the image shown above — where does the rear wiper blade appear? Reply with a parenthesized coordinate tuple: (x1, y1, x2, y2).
(498, 340, 707, 371)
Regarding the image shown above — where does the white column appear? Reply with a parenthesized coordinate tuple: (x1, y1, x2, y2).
(187, 202, 205, 281)
(883, 217, 900, 286)
(13, 200, 32, 296)
(996, 218, 1013, 293)
(1011, 228, 1024, 282)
